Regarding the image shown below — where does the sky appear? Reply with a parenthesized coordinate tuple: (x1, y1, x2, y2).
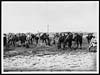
(2, 1, 99, 33)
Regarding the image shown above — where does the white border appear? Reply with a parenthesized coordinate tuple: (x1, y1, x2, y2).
(1, 1, 99, 74)
(1, 1, 99, 3)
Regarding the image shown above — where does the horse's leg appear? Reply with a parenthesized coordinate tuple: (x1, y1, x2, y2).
(53, 40, 55, 45)
(47, 39, 49, 46)
(29, 39, 31, 44)
(88, 40, 89, 44)
(11, 40, 13, 47)
(8, 40, 11, 47)
(45, 39, 48, 45)
(80, 40, 82, 49)
(13, 41, 15, 47)
(76, 41, 79, 49)
(58, 42, 61, 49)
(12, 40, 14, 47)
(31, 38, 33, 44)
(48, 38, 50, 46)
(45, 39, 47, 45)
(42, 39, 44, 43)
(69, 41, 72, 49)
(63, 42, 66, 50)
(37, 39, 39, 44)
(36, 39, 38, 45)
(88, 40, 90, 44)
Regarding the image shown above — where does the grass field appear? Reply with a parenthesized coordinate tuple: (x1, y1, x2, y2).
(3, 38, 97, 72)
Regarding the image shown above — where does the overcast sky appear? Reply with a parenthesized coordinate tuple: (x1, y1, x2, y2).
(2, 1, 99, 33)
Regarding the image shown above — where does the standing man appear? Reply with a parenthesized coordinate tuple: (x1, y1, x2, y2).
(3, 34, 7, 48)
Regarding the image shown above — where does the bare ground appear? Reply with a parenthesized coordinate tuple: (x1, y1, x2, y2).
(3, 43, 97, 72)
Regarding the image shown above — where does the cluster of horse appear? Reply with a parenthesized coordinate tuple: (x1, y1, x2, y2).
(3, 32, 96, 51)
(3, 33, 51, 48)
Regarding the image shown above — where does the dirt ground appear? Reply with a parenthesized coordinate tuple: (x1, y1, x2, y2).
(3, 43, 97, 72)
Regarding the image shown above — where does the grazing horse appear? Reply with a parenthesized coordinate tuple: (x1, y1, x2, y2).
(73, 33, 83, 49)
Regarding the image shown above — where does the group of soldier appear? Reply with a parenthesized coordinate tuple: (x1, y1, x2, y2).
(3, 32, 97, 52)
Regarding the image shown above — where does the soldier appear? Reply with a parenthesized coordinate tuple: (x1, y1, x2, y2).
(88, 36, 97, 52)
(3, 34, 7, 47)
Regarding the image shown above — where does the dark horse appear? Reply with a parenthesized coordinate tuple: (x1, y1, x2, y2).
(86, 33, 94, 44)
(40, 33, 50, 46)
(73, 33, 83, 49)
(57, 32, 73, 50)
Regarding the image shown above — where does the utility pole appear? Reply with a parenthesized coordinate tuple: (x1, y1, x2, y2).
(47, 24, 49, 33)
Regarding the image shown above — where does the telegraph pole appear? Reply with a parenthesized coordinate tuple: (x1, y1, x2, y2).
(47, 24, 49, 33)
